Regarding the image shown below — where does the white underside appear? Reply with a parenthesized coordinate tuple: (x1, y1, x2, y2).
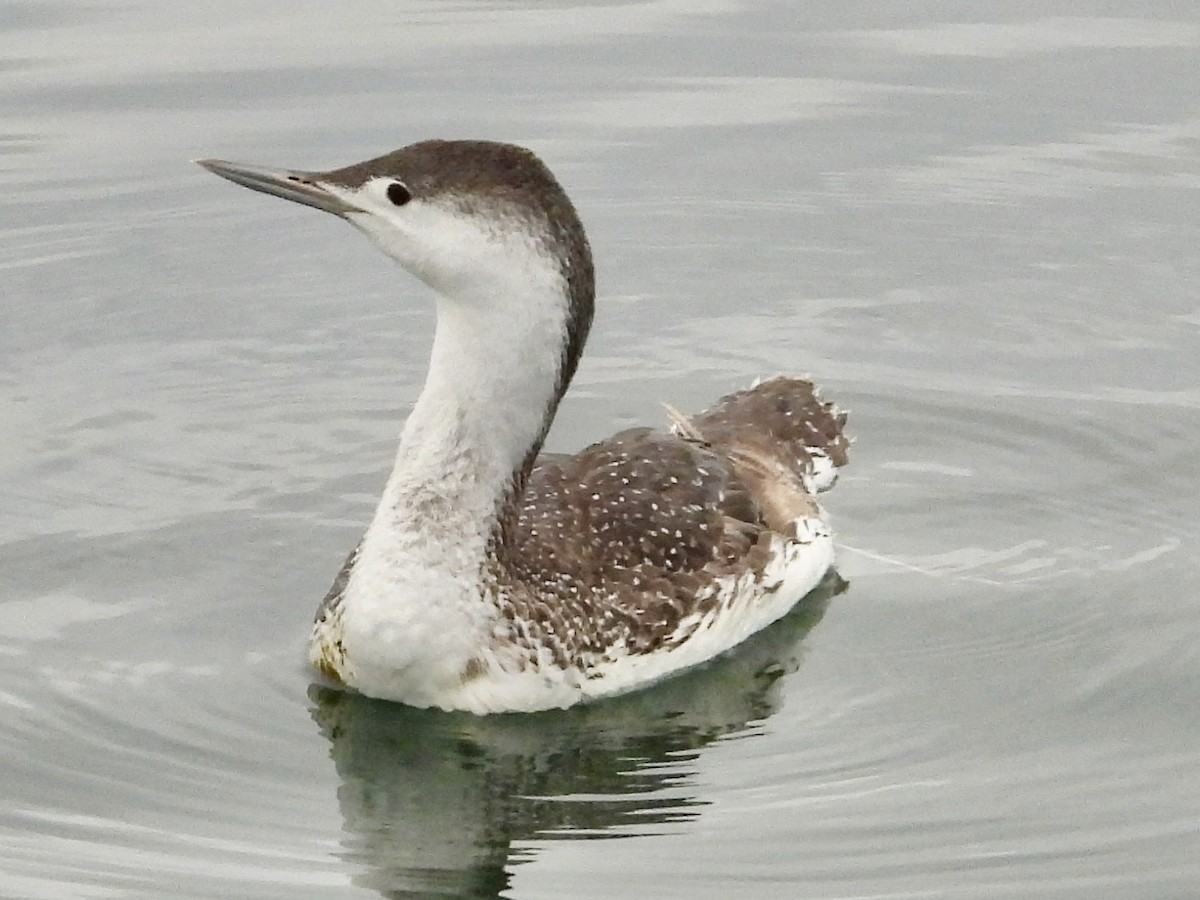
(339, 514, 835, 714)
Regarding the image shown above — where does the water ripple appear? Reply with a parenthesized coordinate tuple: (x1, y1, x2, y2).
(0, 572, 846, 898)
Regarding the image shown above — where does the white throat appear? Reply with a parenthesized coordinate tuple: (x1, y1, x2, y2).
(382, 280, 566, 537)
(336, 226, 574, 700)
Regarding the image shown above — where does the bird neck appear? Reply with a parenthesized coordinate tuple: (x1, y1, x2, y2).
(363, 273, 581, 573)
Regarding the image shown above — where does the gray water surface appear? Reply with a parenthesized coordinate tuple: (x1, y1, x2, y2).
(3, 2, 1199, 898)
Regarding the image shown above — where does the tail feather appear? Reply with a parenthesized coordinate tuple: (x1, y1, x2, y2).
(669, 375, 849, 496)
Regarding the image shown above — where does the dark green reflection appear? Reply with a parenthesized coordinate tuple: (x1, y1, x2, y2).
(309, 571, 846, 899)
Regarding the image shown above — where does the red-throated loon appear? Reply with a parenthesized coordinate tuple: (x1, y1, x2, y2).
(197, 140, 849, 714)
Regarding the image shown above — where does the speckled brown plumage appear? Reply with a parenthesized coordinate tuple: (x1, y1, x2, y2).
(479, 375, 848, 675)
(689, 375, 850, 472)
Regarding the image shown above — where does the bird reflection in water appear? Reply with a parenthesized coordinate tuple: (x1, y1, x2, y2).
(308, 571, 846, 899)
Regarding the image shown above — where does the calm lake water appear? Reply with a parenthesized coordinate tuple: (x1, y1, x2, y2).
(3, 2, 1199, 897)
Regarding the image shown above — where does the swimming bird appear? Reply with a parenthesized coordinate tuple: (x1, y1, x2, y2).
(197, 140, 848, 714)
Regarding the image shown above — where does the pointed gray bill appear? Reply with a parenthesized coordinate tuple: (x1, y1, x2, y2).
(195, 159, 357, 216)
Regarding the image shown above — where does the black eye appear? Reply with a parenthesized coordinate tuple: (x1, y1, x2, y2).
(386, 182, 412, 206)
